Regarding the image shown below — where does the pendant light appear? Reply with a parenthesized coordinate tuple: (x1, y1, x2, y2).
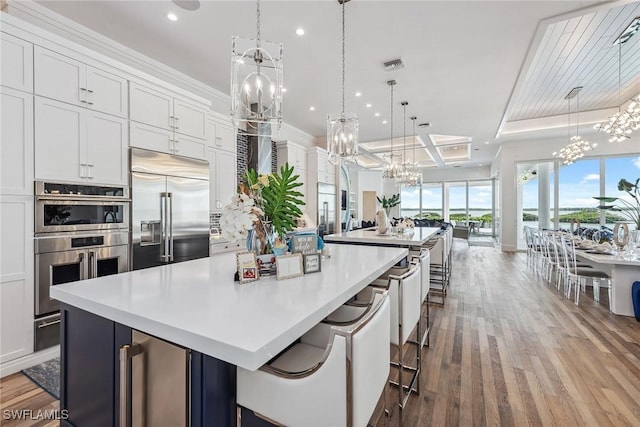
(554, 87, 594, 165)
(327, 0, 358, 165)
(382, 80, 401, 180)
(407, 116, 422, 186)
(398, 101, 411, 185)
(231, 0, 283, 137)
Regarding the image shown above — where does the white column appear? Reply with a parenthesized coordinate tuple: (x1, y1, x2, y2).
(538, 163, 551, 230)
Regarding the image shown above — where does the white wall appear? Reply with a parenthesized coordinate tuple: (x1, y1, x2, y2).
(496, 133, 640, 251)
(421, 166, 492, 183)
(355, 170, 383, 221)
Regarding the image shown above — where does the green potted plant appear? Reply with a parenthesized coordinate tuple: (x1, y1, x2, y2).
(376, 193, 400, 217)
(593, 178, 640, 230)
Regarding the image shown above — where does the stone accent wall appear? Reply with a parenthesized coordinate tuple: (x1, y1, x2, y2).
(236, 130, 277, 184)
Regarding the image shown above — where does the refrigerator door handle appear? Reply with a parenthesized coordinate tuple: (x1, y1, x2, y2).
(160, 192, 169, 262)
(167, 192, 174, 262)
(323, 202, 329, 228)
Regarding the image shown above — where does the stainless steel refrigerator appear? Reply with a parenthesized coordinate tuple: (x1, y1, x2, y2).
(131, 148, 210, 270)
(317, 182, 336, 236)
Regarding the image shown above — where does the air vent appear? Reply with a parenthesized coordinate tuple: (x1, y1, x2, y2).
(418, 122, 431, 128)
(383, 58, 405, 71)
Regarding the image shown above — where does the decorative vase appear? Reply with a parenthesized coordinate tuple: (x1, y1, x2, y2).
(613, 222, 629, 253)
(246, 221, 275, 256)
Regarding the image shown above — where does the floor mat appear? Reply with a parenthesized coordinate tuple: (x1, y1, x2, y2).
(22, 357, 60, 400)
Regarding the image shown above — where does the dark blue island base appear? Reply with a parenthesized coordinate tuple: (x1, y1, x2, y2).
(59, 303, 238, 427)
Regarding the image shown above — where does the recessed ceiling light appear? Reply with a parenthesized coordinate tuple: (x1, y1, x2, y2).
(374, 112, 380, 117)
(355, 92, 362, 97)
(382, 120, 388, 124)
(167, 12, 178, 21)
(296, 28, 305, 36)
(282, 87, 287, 93)
(479, 163, 483, 167)
(484, 141, 490, 145)
(366, 103, 372, 108)
(309, 106, 315, 111)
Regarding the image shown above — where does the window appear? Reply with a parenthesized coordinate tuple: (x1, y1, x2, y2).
(447, 182, 467, 224)
(604, 155, 640, 229)
(400, 186, 421, 218)
(421, 183, 443, 219)
(557, 159, 600, 230)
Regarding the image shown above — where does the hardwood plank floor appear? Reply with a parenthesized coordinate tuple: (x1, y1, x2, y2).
(1, 243, 639, 426)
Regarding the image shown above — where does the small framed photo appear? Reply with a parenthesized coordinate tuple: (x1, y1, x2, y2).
(303, 253, 321, 274)
(275, 253, 304, 280)
(291, 234, 318, 255)
(236, 251, 259, 283)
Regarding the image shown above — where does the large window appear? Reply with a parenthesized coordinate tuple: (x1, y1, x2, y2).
(604, 155, 640, 229)
(400, 186, 421, 218)
(469, 180, 493, 235)
(447, 182, 467, 224)
(422, 183, 443, 219)
(558, 159, 600, 230)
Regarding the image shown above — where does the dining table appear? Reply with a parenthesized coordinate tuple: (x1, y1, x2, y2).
(575, 248, 640, 316)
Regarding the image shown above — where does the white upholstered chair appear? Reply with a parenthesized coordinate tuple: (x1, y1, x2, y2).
(236, 290, 391, 427)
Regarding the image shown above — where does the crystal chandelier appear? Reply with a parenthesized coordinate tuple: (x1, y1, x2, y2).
(594, 18, 640, 142)
(231, 0, 283, 137)
(397, 101, 411, 185)
(405, 116, 422, 186)
(382, 80, 402, 179)
(553, 87, 595, 165)
(327, 0, 358, 165)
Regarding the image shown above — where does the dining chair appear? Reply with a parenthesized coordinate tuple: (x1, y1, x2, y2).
(560, 236, 611, 307)
(236, 289, 391, 427)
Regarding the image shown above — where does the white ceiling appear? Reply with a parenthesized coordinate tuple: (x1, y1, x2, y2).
(33, 0, 640, 169)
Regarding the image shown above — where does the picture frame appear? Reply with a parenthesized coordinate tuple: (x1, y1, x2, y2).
(275, 253, 304, 280)
(236, 251, 259, 283)
(290, 234, 318, 255)
(303, 253, 321, 274)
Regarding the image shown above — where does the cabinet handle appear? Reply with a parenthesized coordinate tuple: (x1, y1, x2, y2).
(119, 343, 143, 427)
(87, 89, 94, 105)
(174, 117, 180, 130)
(87, 164, 94, 180)
(79, 87, 87, 104)
(37, 319, 61, 329)
(173, 139, 179, 153)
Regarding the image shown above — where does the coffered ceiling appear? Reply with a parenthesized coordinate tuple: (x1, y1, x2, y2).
(27, 0, 640, 169)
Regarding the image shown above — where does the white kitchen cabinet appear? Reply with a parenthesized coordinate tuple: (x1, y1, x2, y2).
(276, 141, 307, 172)
(131, 121, 206, 160)
(207, 118, 236, 153)
(130, 82, 208, 140)
(130, 82, 173, 130)
(1, 88, 33, 195)
(0, 195, 34, 363)
(173, 133, 207, 160)
(34, 47, 128, 118)
(35, 97, 128, 185)
(208, 148, 237, 212)
(86, 111, 128, 185)
(1, 32, 33, 93)
(86, 66, 128, 117)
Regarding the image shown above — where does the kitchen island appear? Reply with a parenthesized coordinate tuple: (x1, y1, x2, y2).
(51, 244, 407, 427)
(324, 227, 441, 247)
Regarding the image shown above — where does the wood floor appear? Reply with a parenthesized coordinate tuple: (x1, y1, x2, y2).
(2, 243, 639, 426)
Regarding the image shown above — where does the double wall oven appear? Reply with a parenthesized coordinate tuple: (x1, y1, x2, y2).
(34, 182, 130, 350)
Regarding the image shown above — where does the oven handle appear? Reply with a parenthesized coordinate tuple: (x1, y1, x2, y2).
(89, 250, 98, 279)
(160, 192, 169, 262)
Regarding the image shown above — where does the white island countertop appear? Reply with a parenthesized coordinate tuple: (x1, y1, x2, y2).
(324, 227, 441, 247)
(51, 244, 407, 371)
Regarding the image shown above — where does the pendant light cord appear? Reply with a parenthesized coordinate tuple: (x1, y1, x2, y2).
(341, 0, 345, 115)
(403, 103, 407, 165)
(390, 83, 394, 160)
(618, 42, 622, 112)
(412, 117, 417, 163)
(256, 0, 261, 48)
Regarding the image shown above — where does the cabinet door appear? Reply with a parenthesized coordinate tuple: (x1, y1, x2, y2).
(297, 177, 308, 213)
(0, 196, 34, 363)
(35, 97, 85, 182)
(174, 133, 207, 160)
(86, 111, 128, 185)
(215, 124, 236, 153)
(215, 150, 237, 210)
(1, 33, 33, 92)
(34, 47, 86, 106)
(1, 88, 33, 195)
(86, 66, 128, 118)
(174, 98, 207, 140)
(130, 121, 173, 154)
(207, 149, 217, 211)
(292, 147, 307, 171)
(129, 82, 173, 130)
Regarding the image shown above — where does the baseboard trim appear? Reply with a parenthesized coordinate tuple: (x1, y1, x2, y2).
(0, 346, 59, 378)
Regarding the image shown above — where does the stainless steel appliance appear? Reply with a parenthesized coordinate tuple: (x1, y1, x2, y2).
(34, 181, 130, 350)
(120, 330, 189, 427)
(131, 148, 210, 270)
(317, 182, 336, 237)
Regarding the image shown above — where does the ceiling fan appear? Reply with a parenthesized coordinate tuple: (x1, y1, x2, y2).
(173, 0, 200, 11)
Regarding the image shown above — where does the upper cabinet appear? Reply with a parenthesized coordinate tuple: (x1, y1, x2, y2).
(276, 141, 307, 172)
(308, 148, 335, 185)
(130, 82, 207, 140)
(207, 116, 236, 153)
(35, 96, 128, 185)
(0, 32, 33, 93)
(1, 88, 33, 195)
(34, 47, 128, 118)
